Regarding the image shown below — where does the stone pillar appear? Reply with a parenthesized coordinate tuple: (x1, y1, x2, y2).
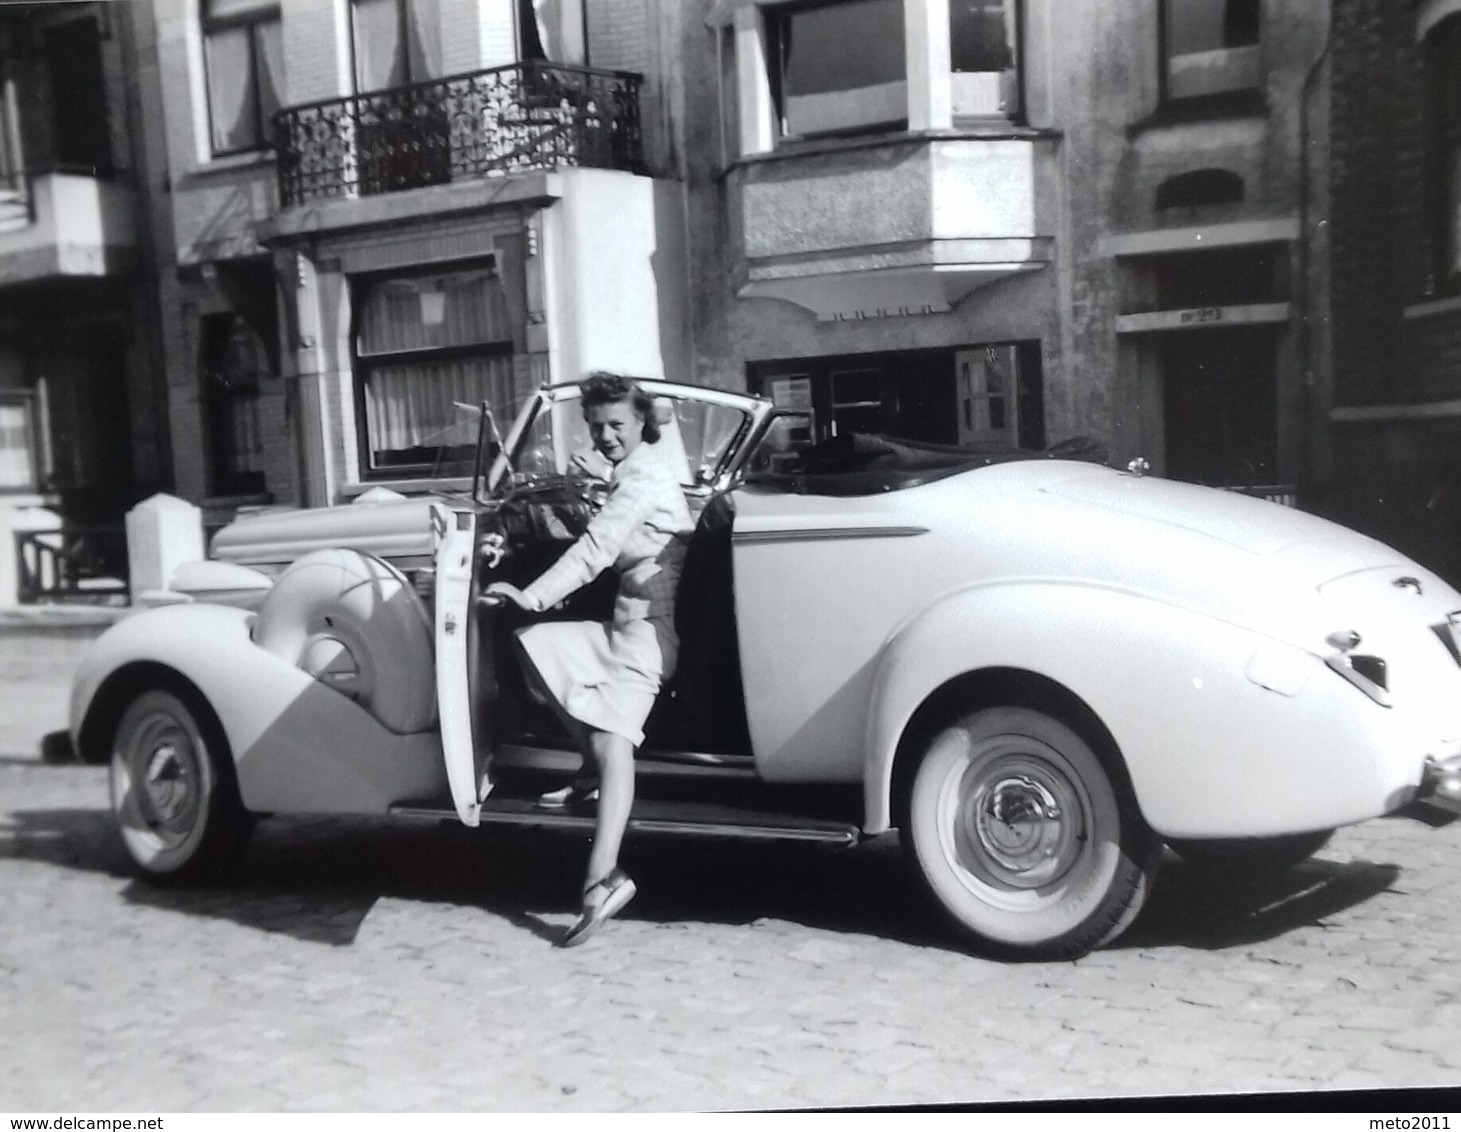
(906, 0, 953, 132)
(734, 6, 775, 156)
(124, 493, 205, 605)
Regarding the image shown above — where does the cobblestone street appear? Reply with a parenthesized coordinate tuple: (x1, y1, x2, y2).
(4, 627, 1461, 1111)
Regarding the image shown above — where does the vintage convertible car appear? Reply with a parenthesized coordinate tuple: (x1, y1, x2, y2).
(69, 379, 1461, 959)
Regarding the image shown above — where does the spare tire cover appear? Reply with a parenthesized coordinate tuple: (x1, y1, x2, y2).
(252, 548, 436, 735)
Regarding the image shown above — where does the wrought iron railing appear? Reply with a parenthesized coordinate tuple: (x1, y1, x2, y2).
(15, 526, 129, 604)
(274, 61, 645, 208)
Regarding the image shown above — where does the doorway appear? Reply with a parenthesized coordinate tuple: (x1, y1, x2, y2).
(1161, 327, 1277, 488)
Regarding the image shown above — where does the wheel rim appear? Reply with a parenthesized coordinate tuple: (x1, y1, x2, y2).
(936, 733, 1097, 912)
(113, 708, 204, 853)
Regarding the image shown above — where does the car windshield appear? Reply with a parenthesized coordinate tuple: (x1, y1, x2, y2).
(500, 391, 751, 492)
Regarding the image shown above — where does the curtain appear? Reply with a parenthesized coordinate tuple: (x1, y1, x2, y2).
(532, 0, 586, 65)
(357, 269, 512, 355)
(255, 17, 284, 124)
(365, 355, 516, 458)
(408, 0, 443, 80)
(0, 399, 34, 489)
(354, 0, 407, 91)
(205, 26, 254, 151)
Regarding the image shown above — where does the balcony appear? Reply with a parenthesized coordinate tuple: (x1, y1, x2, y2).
(0, 171, 136, 286)
(274, 61, 646, 209)
(730, 135, 1054, 321)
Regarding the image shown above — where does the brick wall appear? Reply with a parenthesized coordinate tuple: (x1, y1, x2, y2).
(1328, 0, 1436, 405)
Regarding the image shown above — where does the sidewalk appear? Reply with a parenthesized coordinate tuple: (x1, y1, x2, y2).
(0, 605, 121, 763)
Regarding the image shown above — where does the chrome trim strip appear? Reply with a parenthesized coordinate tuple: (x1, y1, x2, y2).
(733, 525, 929, 545)
(388, 805, 860, 845)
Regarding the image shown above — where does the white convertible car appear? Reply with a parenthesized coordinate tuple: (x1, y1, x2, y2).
(70, 380, 1461, 959)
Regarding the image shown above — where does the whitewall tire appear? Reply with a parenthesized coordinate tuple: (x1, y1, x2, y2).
(904, 707, 1157, 959)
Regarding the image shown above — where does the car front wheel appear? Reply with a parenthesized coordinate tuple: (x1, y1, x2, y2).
(904, 706, 1158, 960)
(109, 689, 253, 883)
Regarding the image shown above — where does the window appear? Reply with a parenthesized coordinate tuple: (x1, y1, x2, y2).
(0, 390, 39, 492)
(351, 0, 441, 91)
(202, 0, 282, 155)
(200, 312, 269, 497)
(950, 0, 1020, 120)
(769, 0, 907, 138)
(1427, 17, 1461, 291)
(354, 266, 517, 477)
(43, 17, 111, 175)
(1162, 0, 1261, 102)
(750, 344, 1044, 450)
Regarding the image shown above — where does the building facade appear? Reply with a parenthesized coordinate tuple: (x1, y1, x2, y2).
(134, 0, 1460, 582)
(0, 1, 169, 603)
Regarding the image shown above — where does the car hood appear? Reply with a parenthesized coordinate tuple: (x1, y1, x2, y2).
(1035, 464, 1407, 581)
(210, 496, 444, 568)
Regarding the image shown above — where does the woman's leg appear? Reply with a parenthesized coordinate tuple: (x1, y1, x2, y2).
(584, 728, 635, 895)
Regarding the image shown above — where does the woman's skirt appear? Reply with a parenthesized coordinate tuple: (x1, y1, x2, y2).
(515, 555, 682, 747)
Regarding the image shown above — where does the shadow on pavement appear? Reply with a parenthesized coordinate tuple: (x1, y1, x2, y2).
(1, 804, 1406, 956)
(1117, 854, 1402, 951)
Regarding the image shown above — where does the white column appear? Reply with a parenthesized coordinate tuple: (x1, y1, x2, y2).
(734, 5, 775, 156)
(906, 0, 952, 132)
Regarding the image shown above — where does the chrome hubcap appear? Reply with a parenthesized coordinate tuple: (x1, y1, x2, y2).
(951, 750, 1087, 892)
(123, 714, 201, 848)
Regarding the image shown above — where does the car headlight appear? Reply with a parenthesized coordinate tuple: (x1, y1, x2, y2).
(1324, 629, 1391, 707)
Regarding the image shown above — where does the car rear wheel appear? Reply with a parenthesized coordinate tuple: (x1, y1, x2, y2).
(109, 689, 253, 883)
(1167, 829, 1334, 873)
(903, 707, 1158, 960)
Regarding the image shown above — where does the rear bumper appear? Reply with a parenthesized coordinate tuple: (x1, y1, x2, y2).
(1417, 753, 1461, 814)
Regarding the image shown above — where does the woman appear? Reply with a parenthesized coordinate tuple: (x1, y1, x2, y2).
(486, 373, 694, 947)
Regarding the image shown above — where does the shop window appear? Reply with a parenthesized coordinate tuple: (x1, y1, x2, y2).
(202, 0, 282, 155)
(200, 313, 269, 497)
(950, 0, 1020, 120)
(0, 390, 39, 492)
(1162, 0, 1262, 103)
(353, 265, 517, 478)
(750, 343, 1044, 451)
(1427, 17, 1461, 293)
(769, 0, 907, 139)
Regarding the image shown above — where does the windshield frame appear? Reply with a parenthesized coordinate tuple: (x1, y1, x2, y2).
(474, 380, 770, 503)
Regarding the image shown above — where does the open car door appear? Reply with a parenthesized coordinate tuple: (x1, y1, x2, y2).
(434, 505, 491, 825)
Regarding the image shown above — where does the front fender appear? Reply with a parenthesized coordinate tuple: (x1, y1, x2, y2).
(863, 582, 1418, 839)
(70, 603, 446, 815)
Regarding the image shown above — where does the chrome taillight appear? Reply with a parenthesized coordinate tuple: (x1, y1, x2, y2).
(1324, 629, 1391, 707)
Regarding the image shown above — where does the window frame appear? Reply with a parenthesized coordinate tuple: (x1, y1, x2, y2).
(0, 388, 40, 495)
(765, 0, 910, 142)
(200, 0, 282, 158)
(1157, 0, 1265, 111)
(350, 262, 518, 481)
(949, 0, 1024, 123)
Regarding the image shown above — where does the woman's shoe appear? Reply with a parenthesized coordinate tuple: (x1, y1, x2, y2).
(559, 868, 636, 948)
(537, 780, 600, 810)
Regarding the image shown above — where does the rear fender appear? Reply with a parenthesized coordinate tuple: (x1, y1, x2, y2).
(71, 604, 446, 815)
(863, 583, 1406, 839)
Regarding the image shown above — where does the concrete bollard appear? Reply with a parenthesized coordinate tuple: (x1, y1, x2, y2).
(0, 503, 62, 608)
(124, 494, 205, 606)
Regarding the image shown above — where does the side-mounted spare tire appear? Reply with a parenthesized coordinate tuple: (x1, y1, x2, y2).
(251, 548, 436, 734)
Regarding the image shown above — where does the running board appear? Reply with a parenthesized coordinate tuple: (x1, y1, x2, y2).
(494, 742, 757, 779)
(391, 796, 861, 846)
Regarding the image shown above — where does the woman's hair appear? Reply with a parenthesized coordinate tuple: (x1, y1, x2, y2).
(581, 371, 660, 443)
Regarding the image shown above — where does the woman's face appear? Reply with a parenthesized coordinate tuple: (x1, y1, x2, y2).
(584, 398, 644, 464)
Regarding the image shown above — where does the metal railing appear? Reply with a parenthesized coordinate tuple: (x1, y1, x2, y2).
(274, 61, 645, 208)
(15, 526, 129, 604)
